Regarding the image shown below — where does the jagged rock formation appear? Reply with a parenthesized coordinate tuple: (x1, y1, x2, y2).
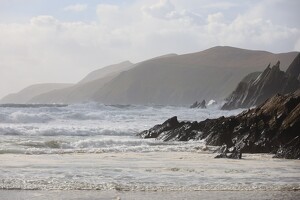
(138, 90, 300, 159)
(190, 100, 206, 108)
(222, 54, 300, 110)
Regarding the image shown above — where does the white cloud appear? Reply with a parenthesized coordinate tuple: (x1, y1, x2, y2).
(142, 0, 175, 19)
(204, 12, 299, 52)
(201, 2, 237, 10)
(64, 4, 87, 12)
(30, 15, 59, 27)
(207, 12, 224, 24)
(142, 0, 202, 24)
(295, 38, 300, 51)
(97, 4, 119, 16)
(96, 4, 120, 26)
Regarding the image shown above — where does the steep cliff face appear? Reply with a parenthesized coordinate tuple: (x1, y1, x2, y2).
(286, 53, 300, 78)
(138, 90, 300, 159)
(222, 54, 300, 110)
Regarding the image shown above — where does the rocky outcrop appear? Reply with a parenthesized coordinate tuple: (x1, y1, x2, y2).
(190, 100, 206, 108)
(138, 90, 300, 159)
(222, 54, 300, 110)
(139, 116, 181, 139)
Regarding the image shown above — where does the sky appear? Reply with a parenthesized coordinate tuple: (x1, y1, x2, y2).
(0, 0, 300, 98)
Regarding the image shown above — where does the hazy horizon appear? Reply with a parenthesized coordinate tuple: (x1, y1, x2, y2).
(1, 0, 300, 98)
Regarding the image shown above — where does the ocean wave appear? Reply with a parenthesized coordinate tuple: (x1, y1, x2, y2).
(0, 102, 244, 124)
(0, 111, 53, 124)
(0, 103, 244, 155)
(0, 103, 68, 108)
(64, 112, 107, 121)
(1, 137, 207, 155)
(0, 126, 136, 136)
(0, 127, 22, 135)
(17, 140, 62, 149)
(0, 178, 299, 191)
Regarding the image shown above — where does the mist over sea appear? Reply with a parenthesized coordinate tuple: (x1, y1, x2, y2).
(0, 103, 299, 198)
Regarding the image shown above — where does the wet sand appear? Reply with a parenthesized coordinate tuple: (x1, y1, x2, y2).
(1, 152, 300, 199)
(1, 190, 300, 200)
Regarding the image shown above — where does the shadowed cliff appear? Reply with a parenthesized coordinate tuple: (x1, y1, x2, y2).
(222, 54, 300, 110)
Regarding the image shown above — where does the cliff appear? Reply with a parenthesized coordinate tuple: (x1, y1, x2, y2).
(222, 54, 300, 110)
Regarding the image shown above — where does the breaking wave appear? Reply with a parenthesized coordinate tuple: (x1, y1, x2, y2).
(0, 102, 243, 155)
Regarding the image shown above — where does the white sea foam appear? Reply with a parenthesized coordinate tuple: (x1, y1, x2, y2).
(0, 103, 242, 155)
(0, 153, 299, 191)
(5, 104, 298, 191)
(0, 135, 206, 154)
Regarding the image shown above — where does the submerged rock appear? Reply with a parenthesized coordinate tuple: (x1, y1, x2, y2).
(199, 100, 206, 109)
(138, 90, 300, 159)
(214, 145, 242, 159)
(190, 100, 206, 109)
(190, 101, 199, 108)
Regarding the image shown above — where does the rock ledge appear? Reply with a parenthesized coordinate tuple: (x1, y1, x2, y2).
(138, 90, 300, 159)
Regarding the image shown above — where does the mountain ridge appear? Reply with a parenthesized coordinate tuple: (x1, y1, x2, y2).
(2, 46, 299, 105)
(91, 46, 299, 105)
(0, 83, 73, 104)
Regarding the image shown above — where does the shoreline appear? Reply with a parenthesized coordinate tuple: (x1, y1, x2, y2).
(1, 152, 299, 191)
(1, 190, 300, 200)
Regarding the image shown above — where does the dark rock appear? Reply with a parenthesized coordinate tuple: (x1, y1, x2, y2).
(214, 145, 242, 159)
(198, 100, 206, 109)
(274, 136, 300, 159)
(138, 90, 300, 159)
(157, 121, 201, 141)
(190, 101, 199, 108)
(190, 100, 206, 108)
(137, 116, 181, 139)
(286, 53, 300, 78)
(222, 56, 300, 110)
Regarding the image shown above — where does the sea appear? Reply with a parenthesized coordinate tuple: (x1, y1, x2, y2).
(0, 103, 299, 199)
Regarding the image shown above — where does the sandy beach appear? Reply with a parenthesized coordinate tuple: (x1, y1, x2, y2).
(1, 152, 300, 198)
(1, 190, 300, 200)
